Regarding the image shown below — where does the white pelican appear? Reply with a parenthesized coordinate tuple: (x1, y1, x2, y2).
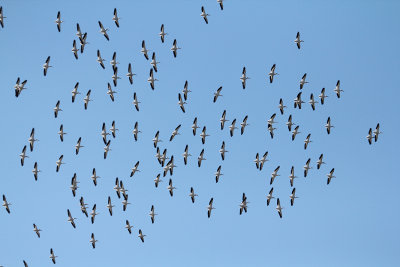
(33, 223, 41, 238)
(141, 40, 150, 60)
(97, 50, 105, 69)
(125, 220, 133, 234)
(373, 123, 382, 142)
(299, 73, 308, 89)
(241, 115, 249, 135)
(32, 162, 41, 181)
(107, 196, 114, 216)
(291, 125, 300, 141)
(201, 6, 209, 24)
(192, 117, 200, 136)
(279, 99, 286, 115)
(49, 248, 57, 264)
(200, 126, 209, 144)
(28, 128, 38, 152)
(70, 173, 79, 197)
(240, 67, 250, 89)
(58, 124, 66, 142)
(15, 78, 27, 98)
(19, 145, 28, 166)
(270, 166, 280, 185)
(98, 21, 109, 41)
(309, 93, 318, 110)
(290, 188, 298, 206)
(133, 122, 141, 141)
(259, 151, 269, 171)
(289, 166, 297, 187)
(114, 178, 121, 198)
(183, 80, 191, 100)
(286, 115, 295, 131)
(71, 82, 80, 102)
(213, 86, 223, 103)
(219, 141, 228, 160)
(104, 140, 111, 159)
(168, 179, 175, 197)
(72, 40, 79, 59)
(276, 198, 283, 218)
(91, 204, 99, 224)
(220, 110, 229, 130)
(151, 52, 160, 72)
(334, 80, 343, 98)
(110, 52, 119, 71)
(319, 88, 328, 105)
(76, 23, 83, 39)
(268, 64, 279, 83)
(2, 195, 11, 213)
(80, 197, 88, 217)
(327, 168, 335, 185)
(317, 154, 325, 169)
(148, 68, 158, 90)
(159, 24, 167, 43)
(153, 131, 162, 148)
(325, 117, 334, 134)
(217, 0, 224, 10)
(122, 194, 131, 211)
(91, 168, 100, 186)
(215, 165, 223, 183)
(67, 209, 77, 228)
(110, 120, 118, 138)
(178, 93, 186, 113)
(303, 158, 312, 177)
(101, 122, 110, 144)
(112, 67, 121, 86)
(138, 229, 146, 243)
(254, 153, 260, 169)
(229, 119, 237, 137)
(266, 188, 274, 206)
(170, 124, 181, 141)
(0, 7, 6, 28)
(294, 32, 303, 49)
(130, 161, 140, 177)
(54, 100, 62, 118)
(90, 233, 98, 249)
(133, 92, 140, 111)
(83, 90, 92, 110)
(107, 83, 117, 102)
(183, 144, 191, 165)
(239, 193, 248, 215)
(198, 149, 206, 167)
(127, 63, 136, 84)
(55, 11, 63, 32)
(75, 137, 83, 155)
(268, 113, 277, 128)
(366, 128, 373, 144)
(294, 92, 304, 109)
(154, 174, 162, 188)
(79, 32, 89, 53)
(207, 198, 215, 218)
(112, 8, 120, 27)
(190, 187, 198, 203)
(268, 124, 276, 139)
(304, 134, 312, 150)
(149, 205, 157, 224)
(171, 39, 181, 57)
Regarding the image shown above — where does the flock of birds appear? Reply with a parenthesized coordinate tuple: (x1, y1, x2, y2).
(0, 2, 383, 266)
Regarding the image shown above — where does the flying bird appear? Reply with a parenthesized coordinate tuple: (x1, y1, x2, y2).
(54, 100, 62, 118)
(80, 197, 89, 217)
(91, 204, 99, 224)
(254, 153, 260, 169)
(0, 6, 6, 28)
(127, 63, 136, 84)
(373, 123, 382, 142)
(279, 99, 286, 115)
(220, 110, 229, 130)
(122, 194, 131, 211)
(183, 145, 191, 165)
(110, 52, 119, 71)
(334, 80, 343, 98)
(286, 115, 295, 131)
(276, 198, 283, 218)
(71, 82, 80, 102)
(178, 93, 186, 113)
(33, 223, 41, 238)
(2, 195, 11, 213)
(125, 220, 133, 234)
(182, 80, 191, 100)
(149, 205, 157, 224)
(67, 209, 77, 228)
(110, 121, 118, 138)
(20, 145, 28, 166)
(294, 92, 305, 109)
(79, 32, 89, 53)
(219, 142, 228, 160)
(303, 158, 312, 177)
(213, 86, 223, 103)
(153, 131, 162, 148)
(171, 39, 181, 57)
(325, 117, 334, 134)
(72, 40, 79, 59)
(43, 56, 52, 76)
(327, 168, 336, 185)
(97, 50, 105, 69)
(159, 24, 167, 43)
(141, 40, 150, 60)
(229, 119, 237, 137)
(148, 68, 158, 90)
(289, 166, 297, 187)
(28, 128, 38, 152)
(201, 6, 209, 24)
(198, 149, 206, 167)
(112, 8, 120, 27)
(239, 193, 249, 215)
(130, 161, 140, 177)
(192, 117, 200, 135)
(292, 125, 300, 141)
(294, 32, 303, 49)
(200, 126, 209, 144)
(49, 248, 57, 264)
(207, 198, 215, 218)
(138, 229, 146, 243)
(215, 165, 223, 183)
(240, 67, 250, 89)
(55, 11, 63, 32)
(58, 124, 66, 142)
(270, 166, 280, 185)
(170, 124, 181, 141)
(366, 128, 373, 144)
(151, 52, 160, 72)
(304, 134, 312, 150)
(154, 174, 162, 188)
(84, 90, 92, 110)
(266, 188, 274, 206)
(70, 173, 79, 197)
(98, 21, 109, 41)
(259, 151, 269, 171)
(91, 168, 100, 186)
(189, 187, 198, 203)
(317, 154, 326, 169)
(107, 196, 114, 216)
(112, 67, 121, 86)
(107, 83, 117, 102)
(167, 179, 176, 197)
(104, 140, 111, 159)
(309, 93, 318, 110)
(56, 155, 64, 172)
(90, 233, 98, 249)
(319, 88, 328, 104)
(75, 137, 83, 155)
(268, 64, 279, 83)
(32, 162, 41, 181)
(290, 188, 298, 206)
(133, 92, 140, 111)
(133, 122, 141, 141)
(217, 0, 224, 10)
(241, 115, 249, 135)
(299, 73, 308, 89)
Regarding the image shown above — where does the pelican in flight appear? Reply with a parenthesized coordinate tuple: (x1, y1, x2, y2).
(71, 82, 80, 102)
(304, 134, 312, 150)
(151, 52, 160, 72)
(267, 113, 277, 128)
(183, 80, 191, 100)
(290, 188, 298, 206)
(20, 145, 28, 166)
(110, 121, 118, 138)
(110, 52, 119, 71)
(76, 23, 83, 39)
(28, 128, 38, 151)
(200, 126, 209, 144)
(104, 140, 111, 159)
(366, 128, 373, 144)
(72, 40, 79, 59)
(149, 205, 157, 224)
(112, 8, 120, 27)
(213, 86, 223, 103)
(141, 40, 150, 60)
(114, 178, 121, 198)
(54, 100, 62, 118)
(91, 168, 100, 186)
(79, 32, 89, 53)
(198, 149, 206, 167)
(130, 161, 140, 177)
(168, 179, 176, 197)
(259, 151, 269, 171)
(154, 174, 162, 188)
(153, 131, 162, 148)
(58, 124, 66, 142)
(254, 153, 260, 169)
(270, 166, 280, 185)
(107, 196, 114, 216)
(91, 204, 99, 224)
(327, 168, 335, 185)
(279, 99, 286, 115)
(217, 0, 224, 10)
(43, 56, 52, 76)
(14, 78, 28, 97)
(138, 229, 146, 243)
(125, 220, 133, 234)
(32, 162, 41, 181)
(334, 80, 343, 98)
(268, 64, 279, 83)
(75, 137, 83, 155)
(67, 209, 77, 228)
(178, 93, 186, 113)
(266, 188, 274, 206)
(317, 154, 326, 169)
(33, 223, 41, 238)
(239, 193, 248, 215)
(2, 195, 11, 213)
(207, 198, 215, 218)
(241, 115, 249, 135)
(101, 122, 110, 144)
(268, 124, 276, 139)
(289, 166, 297, 187)
(373, 123, 382, 142)
(294, 32, 303, 49)
(309, 93, 318, 110)
(55, 11, 63, 32)
(183, 145, 191, 165)
(49, 248, 57, 264)
(220, 110, 229, 130)
(171, 39, 181, 57)
(56, 155, 64, 172)
(325, 117, 334, 134)
(84, 90, 92, 110)
(90, 233, 98, 249)
(299, 73, 308, 89)
(240, 67, 250, 89)
(276, 198, 283, 218)
(98, 21, 109, 41)
(97, 50, 105, 69)
(127, 63, 136, 84)
(229, 119, 237, 137)
(148, 68, 158, 90)
(319, 88, 328, 105)
(122, 194, 131, 211)
(80, 197, 88, 217)
(215, 165, 223, 183)
(0, 6, 6, 28)
(133, 122, 141, 141)
(112, 68, 121, 86)
(294, 92, 305, 109)
(189, 187, 198, 203)
(292, 125, 300, 141)
(170, 124, 181, 141)
(219, 142, 228, 160)
(133, 92, 140, 111)
(159, 24, 167, 43)
(107, 83, 117, 102)
(303, 158, 312, 177)
(192, 117, 200, 136)
(70, 173, 79, 197)
(286, 115, 295, 131)
(201, 6, 209, 24)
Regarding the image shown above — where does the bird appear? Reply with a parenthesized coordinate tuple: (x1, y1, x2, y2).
(72, 40, 79, 59)
(167, 179, 175, 197)
(292, 125, 301, 141)
(101, 122, 110, 144)
(259, 151, 269, 171)
(170, 124, 181, 141)
(267, 113, 277, 128)
(266, 188, 274, 206)
(114, 178, 121, 198)
(309, 93, 318, 110)
(138, 229, 146, 243)
(279, 99, 286, 115)
(83, 90, 92, 110)
(215, 165, 223, 183)
(366, 128, 373, 144)
(107, 196, 114, 216)
(171, 39, 181, 57)
(268, 64, 279, 83)
(71, 82, 80, 102)
(33, 223, 41, 238)
(217, 0, 224, 10)
(270, 166, 280, 185)
(112, 8, 120, 27)
(76, 23, 83, 39)
(183, 145, 191, 165)
(152, 131, 162, 148)
(159, 24, 167, 43)
(112, 67, 121, 86)
(58, 124, 66, 142)
(178, 93, 186, 113)
(299, 73, 308, 89)
(317, 154, 326, 169)
(104, 140, 111, 159)
(200, 126, 209, 144)
(189, 187, 198, 203)
(154, 174, 162, 188)
(75, 137, 83, 155)
(127, 63, 136, 84)
(294, 92, 305, 109)
(122, 194, 131, 211)
(254, 153, 260, 169)
(373, 123, 382, 142)
(151, 52, 160, 72)
(55, 11, 63, 32)
(290, 188, 298, 206)
(56, 155, 64, 172)
(110, 52, 119, 71)
(192, 117, 200, 135)
(133, 92, 140, 111)
(49, 248, 57, 264)
(240, 67, 250, 89)
(19, 145, 28, 166)
(14, 77, 28, 97)
(327, 168, 335, 185)
(198, 149, 206, 167)
(90, 233, 98, 249)
(201, 6, 209, 24)
(220, 110, 229, 130)
(241, 115, 249, 135)
(2, 195, 11, 213)
(133, 122, 141, 141)
(80, 197, 89, 217)
(97, 50, 105, 69)
(213, 86, 223, 103)
(325, 117, 334, 134)
(319, 88, 328, 104)
(67, 209, 77, 228)
(207, 198, 215, 218)
(70, 173, 79, 197)
(28, 128, 38, 152)
(276, 198, 283, 218)
(303, 158, 312, 177)
(239, 193, 249, 215)
(141, 40, 150, 60)
(219, 142, 228, 160)
(32, 162, 41, 181)
(43, 56, 52, 76)
(334, 80, 343, 98)
(289, 166, 297, 187)
(182, 80, 191, 100)
(294, 32, 303, 49)
(79, 32, 89, 53)
(91, 168, 100, 186)
(125, 220, 133, 234)
(107, 83, 117, 102)
(91, 204, 99, 224)
(268, 124, 276, 139)
(304, 134, 312, 150)
(229, 119, 238, 137)
(0, 6, 6, 28)
(149, 205, 157, 224)
(54, 100, 62, 118)
(110, 121, 118, 138)
(148, 68, 158, 90)
(130, 161, 140, 177)
(98, 21, 109, 41)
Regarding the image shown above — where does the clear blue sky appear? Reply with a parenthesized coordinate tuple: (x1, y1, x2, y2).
(1, 0, 399, 266)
